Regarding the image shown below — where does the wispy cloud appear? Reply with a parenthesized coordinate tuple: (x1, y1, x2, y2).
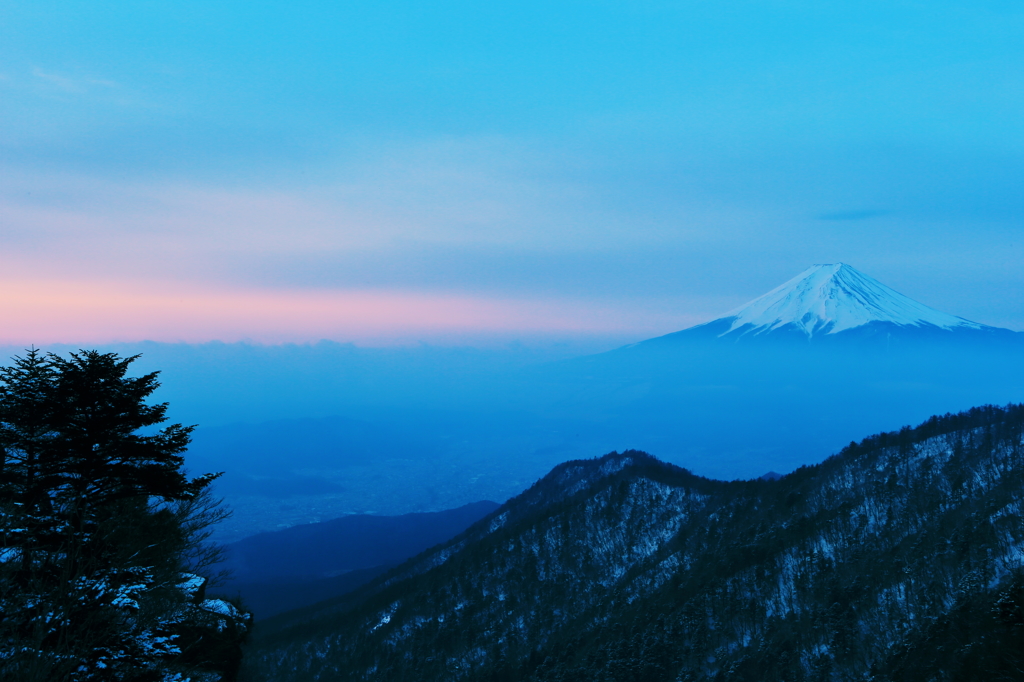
(817, 209, 891, 221)
(32, 68, 117, 94)
(0, 157, 712, 344)
(0, 278, 694, 346)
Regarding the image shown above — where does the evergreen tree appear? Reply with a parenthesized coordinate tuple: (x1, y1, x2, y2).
(0, 350, 248, 682)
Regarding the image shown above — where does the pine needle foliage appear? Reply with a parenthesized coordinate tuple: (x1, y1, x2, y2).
(0, 350, 246, 682)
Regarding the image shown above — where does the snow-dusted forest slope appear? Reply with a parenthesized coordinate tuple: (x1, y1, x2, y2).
(241, 404, 1024, 682)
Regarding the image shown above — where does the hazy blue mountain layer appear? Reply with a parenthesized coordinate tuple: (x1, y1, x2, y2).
(519, 265, 1024, 485)
(184, 413, 579, 541)
(214, 502, 499, 619)
(240, 404, 1024, 682)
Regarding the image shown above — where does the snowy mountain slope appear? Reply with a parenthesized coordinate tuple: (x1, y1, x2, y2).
(623, 263, 1012, 351)
(712, 263, 986, 338)
(241, 405, 1024, 682)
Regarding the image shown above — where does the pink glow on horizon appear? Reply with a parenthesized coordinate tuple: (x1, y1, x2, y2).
(0, 279, 698, 345)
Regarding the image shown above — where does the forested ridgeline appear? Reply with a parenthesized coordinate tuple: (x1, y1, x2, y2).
(0, 351, 250, 682)
(242, 404, 1024, 682)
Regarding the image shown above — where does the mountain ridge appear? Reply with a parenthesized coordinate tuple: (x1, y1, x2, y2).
(242, 404, 1024, 682)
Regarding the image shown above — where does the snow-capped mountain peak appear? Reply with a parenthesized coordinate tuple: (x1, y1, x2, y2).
(716, 263, 983, 338)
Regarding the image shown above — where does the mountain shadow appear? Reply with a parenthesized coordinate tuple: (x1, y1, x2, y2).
(215, 501, 499, 619)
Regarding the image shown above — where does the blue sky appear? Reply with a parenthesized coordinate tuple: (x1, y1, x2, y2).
(2, 1, 1023, 345)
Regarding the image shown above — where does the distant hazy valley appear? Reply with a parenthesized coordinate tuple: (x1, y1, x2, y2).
(92, 263, 1024, 541)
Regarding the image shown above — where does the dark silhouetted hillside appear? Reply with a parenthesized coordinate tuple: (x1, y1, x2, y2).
(215, 501, 499, 618)
(241, 404, 1024, 682)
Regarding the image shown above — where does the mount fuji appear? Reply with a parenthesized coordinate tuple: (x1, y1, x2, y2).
(710, 262, 984, 336)
(535, 264, 1024, 478)
(639, 262, 1016, 348)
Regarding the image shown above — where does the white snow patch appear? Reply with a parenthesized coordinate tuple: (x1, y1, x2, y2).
(710, 263, 983, 338)
(201, 598, 241, 619)
(489, 512, 509, 533)
(178, 574, 206, 598)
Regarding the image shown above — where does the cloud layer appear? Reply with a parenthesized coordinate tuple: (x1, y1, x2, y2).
(2, 1, 1024, 344)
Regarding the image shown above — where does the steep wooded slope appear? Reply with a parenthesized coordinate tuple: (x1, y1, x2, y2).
(242, 405, 1024, 682)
